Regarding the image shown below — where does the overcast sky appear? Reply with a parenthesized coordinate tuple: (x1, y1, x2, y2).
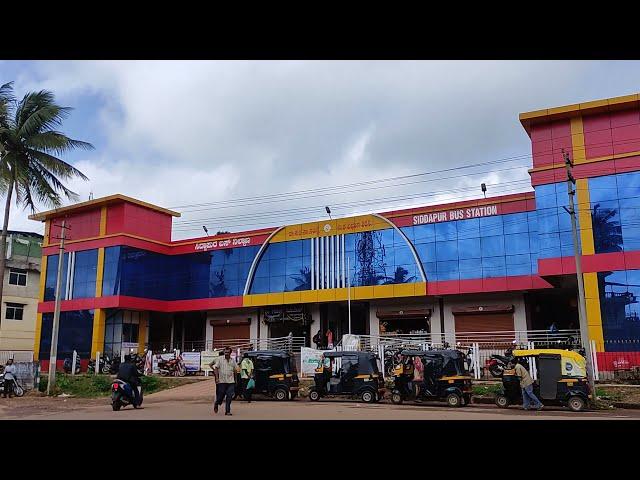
(2, 60, 640, 240)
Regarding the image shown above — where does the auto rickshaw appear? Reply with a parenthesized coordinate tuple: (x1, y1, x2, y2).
(240, 350, 300, 401)
(308, 351, 385, 403)
(390, 349, 473, 407)
(494, 349, 591, 412)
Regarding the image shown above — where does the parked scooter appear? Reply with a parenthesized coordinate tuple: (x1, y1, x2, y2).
(63, 355, 81, 374)
(111, 379, 143, 411)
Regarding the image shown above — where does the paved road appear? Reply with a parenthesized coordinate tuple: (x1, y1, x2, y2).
(5, 379, 639, 420)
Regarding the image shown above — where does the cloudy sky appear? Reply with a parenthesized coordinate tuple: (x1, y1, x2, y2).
(2, 60, 640, 240)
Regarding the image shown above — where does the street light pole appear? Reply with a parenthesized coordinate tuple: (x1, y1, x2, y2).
(47, 219, 67, 395)
(564, 151, 596, 394)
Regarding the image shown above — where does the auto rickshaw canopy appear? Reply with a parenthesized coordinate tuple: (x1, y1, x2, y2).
(512, 348, 586, 377)
(399, 349, 468, 377)
(320, 351, 380, 375)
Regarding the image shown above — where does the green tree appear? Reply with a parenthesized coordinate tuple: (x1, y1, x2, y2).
(0, 82, 92, 317)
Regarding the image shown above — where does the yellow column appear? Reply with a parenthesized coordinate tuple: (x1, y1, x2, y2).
(99, 206, 107, 236)
(576, 177, 605, 351)
(33, 255, 48, 359)
(91, 309, 106, 357)
(570, 117, 586, 164)
(91, 247, 106, 357)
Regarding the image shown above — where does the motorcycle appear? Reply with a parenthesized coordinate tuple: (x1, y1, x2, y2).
(383, 347, 402, 377)
(111, 379, 143, 411)
(0, 373, 25, 397)
(63, 356, 81, 374)
(157, 353, 186, 377)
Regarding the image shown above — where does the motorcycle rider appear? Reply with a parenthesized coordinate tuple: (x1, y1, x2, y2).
(117, 354, 143, 408)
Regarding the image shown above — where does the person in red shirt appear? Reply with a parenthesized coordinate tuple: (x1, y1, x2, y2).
(326, 327, 334, 349)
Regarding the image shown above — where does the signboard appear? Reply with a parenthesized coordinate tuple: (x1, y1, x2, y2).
(413, 204, 498, 225)
(182, 352, 201, 372)
(200, 350, 220, 372)
(194, 237, 252, 252)
(122, 342, 139, 352)
(300, 347, 326, 377)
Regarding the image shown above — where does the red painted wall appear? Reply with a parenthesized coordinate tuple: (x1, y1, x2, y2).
(49, 208, 101, 242)
(583, 108, 640, 159)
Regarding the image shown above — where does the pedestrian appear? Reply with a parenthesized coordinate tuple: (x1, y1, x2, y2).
(2, 359, 17, 398)
(326, 326, 334, 350)
(240, 355, 255, 403)
(312, 329, 323, 349)
(510, 359, 543, 411)
(210, 347, 238, 416)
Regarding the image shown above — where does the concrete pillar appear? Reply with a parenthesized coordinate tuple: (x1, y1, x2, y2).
(368, 303, 380, 337)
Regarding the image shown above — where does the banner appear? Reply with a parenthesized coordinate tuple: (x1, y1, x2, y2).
(144, 350, 153, 376)
(301, 347, 326, 377)
(200, 350, 220, 372)
(341, 334, 360, 351)
(182, 352, 201, 372)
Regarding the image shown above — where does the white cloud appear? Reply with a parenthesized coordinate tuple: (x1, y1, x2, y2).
(5, 60, 640, 239)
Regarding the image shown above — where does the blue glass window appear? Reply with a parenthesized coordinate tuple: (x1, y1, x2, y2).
(506, 254, 531, 276)
(459, 258, 481, 280)
(39, 310, 94, 360)
(44, 253, 69, 301)
(435, 222, 457, 241)
(436, 260, 459, 281)
(617, 171, 640, 200)
(72, 249, 98, 299)
(482, 256, 506, 278)
(457, 218, 480, 239)
(458, 238, 481, 259)
(480, 215, 503, 237)
(503, 212, 529, 234)
(481, 235, 505, 257)
(504, 233, 530, 256)
(436, 240, 458, 261)
(415, 242, 435, 263)
(414, 224, 435, 243)
(590, 175, 618, 203)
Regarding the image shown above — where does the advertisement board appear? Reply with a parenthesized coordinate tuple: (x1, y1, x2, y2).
(182, 352, 201, 372)
(201, 350, 220, 372)
(300, 347, 326, 377)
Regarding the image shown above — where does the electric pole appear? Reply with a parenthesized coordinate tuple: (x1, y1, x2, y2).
(563, 151, 596, 394)
(47, 219, 67, 395)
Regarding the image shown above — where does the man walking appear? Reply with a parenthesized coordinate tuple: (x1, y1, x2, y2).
(240, 355, 255, 403)
(210, 347, 238, 416)
(511, 359, 543, 411)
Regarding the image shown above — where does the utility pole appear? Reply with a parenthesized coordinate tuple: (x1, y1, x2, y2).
(47, 219, 67, 395)
(563, 151, 596, 394)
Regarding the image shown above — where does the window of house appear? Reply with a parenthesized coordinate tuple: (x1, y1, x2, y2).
(8, 268, 27, 286)
(5, 303, 25, 320)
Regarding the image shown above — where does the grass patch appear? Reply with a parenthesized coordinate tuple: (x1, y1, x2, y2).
(472, 384, 502, 396)
(38, 374, 200, 397)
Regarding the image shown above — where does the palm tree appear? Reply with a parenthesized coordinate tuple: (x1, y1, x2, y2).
(383, 266, 416, 285)
(290, 266, 312, 291)
(0, 82, 92, 314)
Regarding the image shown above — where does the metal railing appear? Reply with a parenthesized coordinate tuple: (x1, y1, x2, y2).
(148, 336, 306, 355)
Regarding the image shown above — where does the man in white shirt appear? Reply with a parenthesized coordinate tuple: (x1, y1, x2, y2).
(210, 347, 238, 416)
(2, 359, 17, 398)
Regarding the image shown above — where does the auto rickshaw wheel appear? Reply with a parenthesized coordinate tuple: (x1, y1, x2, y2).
(495, 394, 510, 408)
(361, 390, 375, 403)
(274, 388, 288, 401)
(446, 393, 462, 408)
(391, 391, 403, 405)
(568, 395, 586, 412)
(309, 390, 320, 401)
